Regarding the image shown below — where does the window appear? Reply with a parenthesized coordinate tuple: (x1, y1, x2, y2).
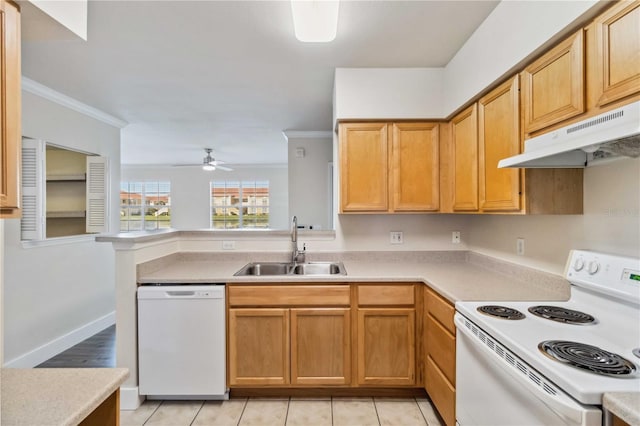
(211, 181, 269, 229)
(120, 182, 171, 231)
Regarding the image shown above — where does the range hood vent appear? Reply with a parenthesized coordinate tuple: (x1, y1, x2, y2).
(499, 101, 640, 168)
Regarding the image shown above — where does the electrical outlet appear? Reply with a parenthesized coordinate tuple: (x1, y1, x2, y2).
(222, 241, 235, 250)
(452, 231, 461, 244)
(516, 238, 525, 256)
(390, 231, 403, 244)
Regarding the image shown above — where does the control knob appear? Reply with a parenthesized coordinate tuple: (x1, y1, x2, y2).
(573, 257, 585, 271)
(587, 260, 600, 275)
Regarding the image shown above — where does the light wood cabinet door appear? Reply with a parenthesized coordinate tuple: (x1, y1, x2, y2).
(339, 122, 388, 212)
(0, 0, 21, 218)
(357, 308, 415, 386)
(228, 308, 290, 386)
(424, 288, 456, 426)
(290, 308, 351, 385)
(391, 122, 439, 212)
(522, 30, 585, 133)
(450, 105, 479, 212)
(479, 76, 521, 212)
(593, 0, 640, 106)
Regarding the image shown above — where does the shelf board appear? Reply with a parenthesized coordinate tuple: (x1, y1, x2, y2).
(46, 174, 86, 182)
(46, 210, 86, 219)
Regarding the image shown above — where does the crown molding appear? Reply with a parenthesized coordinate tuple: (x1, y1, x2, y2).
(21, 76, 128, 128)
(282, 130, 333, 141)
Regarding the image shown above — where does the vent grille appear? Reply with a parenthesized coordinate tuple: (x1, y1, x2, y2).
(461, 317, 558, 396)
(567, 110, 624, 134)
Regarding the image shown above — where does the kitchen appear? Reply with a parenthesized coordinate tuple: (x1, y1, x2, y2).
(1, 0, 639, 425)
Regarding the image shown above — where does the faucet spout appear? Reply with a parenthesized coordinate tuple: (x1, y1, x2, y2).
(291, 216, 305, 264)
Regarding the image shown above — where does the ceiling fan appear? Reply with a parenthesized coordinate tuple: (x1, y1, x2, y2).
(174, 148, 233, 171)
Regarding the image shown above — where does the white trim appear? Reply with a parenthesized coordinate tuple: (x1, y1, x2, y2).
(2, 311, 115, 368)
(21, 77, 128, 128)
(282, 130, 333, 141)
(120, 387, 145, 410)
(21, 234, 98, 249)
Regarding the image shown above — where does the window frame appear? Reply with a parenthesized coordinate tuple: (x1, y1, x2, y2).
(120, 181, 171, 232)
(210, 180, 270, 229)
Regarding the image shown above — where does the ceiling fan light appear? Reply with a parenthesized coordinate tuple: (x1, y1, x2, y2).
(202, 164, 216, 171)
(291, 0, 339, 42)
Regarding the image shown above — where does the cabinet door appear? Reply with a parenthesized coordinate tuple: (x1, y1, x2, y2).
(593, 1, 640, 106)
(228, 308, 289, 385)
(522, 30, 585, 133)
(391, 122, 439, 212)
(339, 122, 388, 212)
(290, 308, 351, 385)
(479, 76, 521, 212)
(450, 105, 478, 212)
(0, 0, 21, 218)
(357, 308, 415, 386)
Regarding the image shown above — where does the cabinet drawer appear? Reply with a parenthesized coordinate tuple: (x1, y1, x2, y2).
(425, 356, 455, 426)
(358, 284, 414, 306)
(426, 288, 455, 334)
(426, 315, 456, 384)
(228, 285, 350, 307)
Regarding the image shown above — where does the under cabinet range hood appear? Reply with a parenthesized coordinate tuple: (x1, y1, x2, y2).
(499, 100, 640, 168)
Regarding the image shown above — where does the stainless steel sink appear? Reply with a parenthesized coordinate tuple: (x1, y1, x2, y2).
(234, 261, 346, 276)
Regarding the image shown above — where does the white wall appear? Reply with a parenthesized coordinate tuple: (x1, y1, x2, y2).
(444, 0, 601, 114)
(334, 68, 445, 121)
(466, 158, 640, 274)
(2, 90, 121, 366)
(288, 135, 333, 230)
(27, 0, 88, 40)
(121, 165, 289, 230)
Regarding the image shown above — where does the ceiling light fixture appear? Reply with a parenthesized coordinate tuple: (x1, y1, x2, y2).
(291, 0, 339, 42)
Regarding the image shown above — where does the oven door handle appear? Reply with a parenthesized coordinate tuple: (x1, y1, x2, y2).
(455, 314, 594, 426)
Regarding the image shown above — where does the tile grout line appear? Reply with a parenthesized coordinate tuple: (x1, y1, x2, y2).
(188, 400, 205, 426)
(414, 396, 431, 426)
(330, 396, 334, 426)
(142, 400, 163, 426)
(372, 397, 382, 426)
(283, 397, 291, 426)
(236, 397, 249, 426)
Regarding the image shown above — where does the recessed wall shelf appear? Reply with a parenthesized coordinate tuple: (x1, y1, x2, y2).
(46, 210, 86, 219)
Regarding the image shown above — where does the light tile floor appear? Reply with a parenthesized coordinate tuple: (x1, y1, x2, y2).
(121, 396, 444, 426)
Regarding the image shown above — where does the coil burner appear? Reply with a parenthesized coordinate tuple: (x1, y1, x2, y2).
(539, 340, 637, 377)
(477, 305, 525, 320)
(528, 306, 596, 325)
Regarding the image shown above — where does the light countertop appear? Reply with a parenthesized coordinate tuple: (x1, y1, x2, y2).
(603, 392, 640, 425)
(137, 251, 570, 303)
(1, 368, 129, 426)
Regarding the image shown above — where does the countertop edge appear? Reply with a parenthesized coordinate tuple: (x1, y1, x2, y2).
(603, 392, 640, 425)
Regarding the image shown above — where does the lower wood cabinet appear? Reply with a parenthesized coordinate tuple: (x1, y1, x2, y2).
(227, 284, 351, 387)
(424, 287, 456, 426)
(356, 284, 417, 386)
(290, 308, 351, 385)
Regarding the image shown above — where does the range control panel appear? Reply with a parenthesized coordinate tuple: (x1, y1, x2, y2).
(566, 250, 640, 304)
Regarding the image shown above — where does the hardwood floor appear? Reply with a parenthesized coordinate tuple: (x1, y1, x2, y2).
(36, 325, 116, 368)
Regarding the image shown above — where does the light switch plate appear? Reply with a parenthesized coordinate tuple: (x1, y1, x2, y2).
(516, 238, 525, 255)
(452, 231, 461, 244)
(222, 241, 235, 250)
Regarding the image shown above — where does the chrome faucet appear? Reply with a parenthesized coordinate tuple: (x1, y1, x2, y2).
(291, 215, 306, 264)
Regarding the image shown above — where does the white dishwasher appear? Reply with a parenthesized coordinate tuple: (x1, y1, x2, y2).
(137, 284, 228, 399)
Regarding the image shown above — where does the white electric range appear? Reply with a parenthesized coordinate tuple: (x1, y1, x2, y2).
(455, 250, 640, 426)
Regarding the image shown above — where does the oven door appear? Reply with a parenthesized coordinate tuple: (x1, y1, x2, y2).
(455, 314, 602, 426)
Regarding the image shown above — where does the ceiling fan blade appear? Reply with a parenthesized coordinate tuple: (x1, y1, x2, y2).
(216, 165, 233, 172)
(210, 159, 226, 165)
(171, 164, 202, 167)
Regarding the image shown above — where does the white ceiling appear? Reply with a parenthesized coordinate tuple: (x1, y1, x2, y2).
(21, 0, 499, 166)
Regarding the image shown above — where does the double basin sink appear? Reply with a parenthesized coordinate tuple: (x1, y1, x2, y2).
(234, 261, 347, 276)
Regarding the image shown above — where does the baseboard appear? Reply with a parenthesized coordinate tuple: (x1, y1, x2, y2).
(120, 386, 145, 410)
(3, 311, 115, 368)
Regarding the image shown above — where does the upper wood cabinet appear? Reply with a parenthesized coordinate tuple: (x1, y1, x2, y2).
(0, 0, 21, 218)
(592, 0, 640, 107)
(449, 105, 478, 212)
(522, 30, 585, 134)
(478, 76, 522, 212)
(391, 122, 439, 212)
(339, 122, 389, 212)
(339, 121, 440, 213)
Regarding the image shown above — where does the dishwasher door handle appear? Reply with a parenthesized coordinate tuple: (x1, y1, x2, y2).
(165, 290, 196, 297)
